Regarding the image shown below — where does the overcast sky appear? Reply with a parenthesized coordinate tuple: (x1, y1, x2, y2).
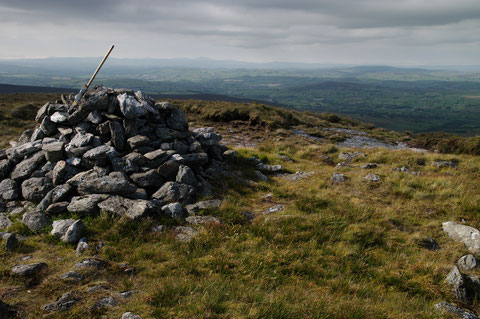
(1, 0, 479, 65)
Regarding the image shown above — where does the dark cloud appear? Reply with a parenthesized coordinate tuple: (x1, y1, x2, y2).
(0, 0, 479, 64)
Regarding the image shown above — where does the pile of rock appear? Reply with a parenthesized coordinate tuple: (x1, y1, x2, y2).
(0, 86, 231, 238)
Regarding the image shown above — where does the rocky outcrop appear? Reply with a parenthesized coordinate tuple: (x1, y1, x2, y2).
(443, 222, 480, 255)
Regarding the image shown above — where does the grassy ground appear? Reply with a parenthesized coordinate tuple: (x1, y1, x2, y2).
(1, 93, 480, 318)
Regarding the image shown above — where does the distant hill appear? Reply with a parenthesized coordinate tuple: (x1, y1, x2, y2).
(0, 83, 73, 94)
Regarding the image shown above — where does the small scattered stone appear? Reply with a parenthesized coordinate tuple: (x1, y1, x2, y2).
(331, 172, 346, 183)
(173, 226, 199, 243)
(435, 302, 479, 319)
(59, 271, 84, 282)
(116, 290, 134, 299)
(74, 258, 105, 270)
(42, 291, 78, 313)
(419, 236, 441, 251)
(364, 173, 381, 182)
(254, 170, 269, 182)
(361, 163, 377, 169)
(122, 312, 143, 319)
(92, 296, 118, 309)
(76, 237, 89, 256)
(184, 200, 222, 215)
(263, 204, 284, 215)
(186, 215, 222, 226)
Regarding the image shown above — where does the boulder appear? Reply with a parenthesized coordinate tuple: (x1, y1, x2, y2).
(0, 159, 12, 180)
(59, 271, 84, 282)
(152, 182, 195, 204)
(76, 237, 89, 256)
(67, 194, 109, 215)
(51, 219, 75, 237)
(42, 142, 64, 162)
(443, 221, 480, 255)
(331, 173, 346, 183)
(52, 160, 67, 185)
(118, 93, 147, 119)
(435, 302, 479, 319)
(77, 172, 137, 196)
(364, 173, 381, 182)
(92, 296, 118, 310)
(130, 170, 163, 188)
(22, 209, 50, 232)
(127, 135, 150, 149)
(11, 262, 47, 276)
(46, 202, 69, 215)
(161, 202, 184, 219)
(10, 151, 45, 182)
(98, 196, 157, 219)
(74, 258, 106, 270)
(173, 226, 199, 243)
(157, 160, 180, 180)
(0, 179, 19, 201)
(4, 233, 18, 251)
(109, 121, 125, 150)
(21, 177, 53, 202)
(165, 108, 188, 131)
(144, 149, 174, 168)
(176, 165, 197, 186)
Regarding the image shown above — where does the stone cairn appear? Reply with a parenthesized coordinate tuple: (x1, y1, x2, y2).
(0, 86, 230, 239)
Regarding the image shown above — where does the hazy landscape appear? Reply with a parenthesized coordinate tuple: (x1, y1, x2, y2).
(1, 58, 480, 135)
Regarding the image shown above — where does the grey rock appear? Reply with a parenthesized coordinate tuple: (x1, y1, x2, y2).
(263, 204, 284, 215)
(127, 135, 150, 149)
(77, 172, 137, 196)
(130, 169, 162, 188)
(69, 132, 94, 148)
(116, 290, 134, 299)
(157, 160, 180, 180)
(74, 258, 105, 270)
(161, 202, 184, 219)
(256, 163, 283, 173)
(46, 202, 69, 215)
(86, 110, 103, 124)
(176, 165, 197, 186)
(254, 170, 269, 182)
(165, 108, 188, 131)
(66, 157, 81, 167)
(30, 127, 45, 141)
(83, 144, 112, 162)
(0, 179, 19, 201)
(62, 220, 85, 244)
(331, 172, 346, 183)
(155, 101, 174, 110)
(11, 151, 45, 182)
(172, 153, 208, 167)
(361, 163, 377, 169)
(443, 221, 480, 255)
(338, 152, 366, 162)
(110, 121, 125, 151)
(122, 312, 143, 319)
(76, 237, 89, 256)
(445, 266, 480, 303)
(98, 196, 157, 219)
(67, 168, 107, 186)
(173, 139, 189, 154)
(93, 296, 118, 310)
(152, 181, 196, 204)
(458, 254, 479, 271)
(152, 225, 165, 233)
(11, 262, 47, 276)
(40, 116, 57, 136)
(50, 111, 69, 123)
(38, 184, 73, 211)
(22, 209, 50, 232)
(21, 177, 53, 202)
(144, 149, 174, 168)
(86, 284, 109, 293)
(4, 233, 18, 251)
(431, 160, 458, 168)
(42, 292, 78, 313)
(0, 213, 13, 229)
(193, 127, 222, 146)
(184, 200, 222, 215)
(435, 302, 479, 319)
(186, 215, 222, 226)
(364, 173, 381, 182)
(277, 171, 314, 181)
(173, 226, 199, 243)
(57, 127, 73, 136)
(0, 159, 12, 180)
(6, 140, 42, 161)
(222, 149, 237, 160)
(155, 127, 191, 141)
(52, 160, 67, 185)
(59, 271, 84, 282)
(51, 219, 75, 237)
(124, 152, 148, 167)
(118, 93, 147, 119)
(67, 194, 109, 215)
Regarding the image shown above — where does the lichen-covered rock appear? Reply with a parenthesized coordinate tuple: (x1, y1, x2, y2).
(77, 172, 136, 196)
(11, 262, 47, 277)
(0, 213, 13, 230)
(161, 202, 184, 219)
(67, 194, 110, 215)
(42, 142, 65, 162)
(186, 215, 222, 226)
(98, 196, 157, 219)
(10, 151, 45, 182)
(22, 209, 50, 232)
(21, 177, 53, 202)
(184, 200, 222, 215)
(0, 179, 19, 201)
(42, 291, 78, 313)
